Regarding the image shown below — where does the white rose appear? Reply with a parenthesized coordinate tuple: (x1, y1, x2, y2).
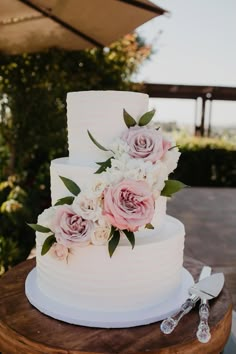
(91, 224, 111, 245)
(162, 148, 181, 174)
(49, 243, 69, 261)
(105, 158, 125, 185)
(146, 161, 169, 198)
(110, 137, 130, 159)
(72, 193, 102, 222)
(107, 155, 147, 184)
(90, 176, 108, 197)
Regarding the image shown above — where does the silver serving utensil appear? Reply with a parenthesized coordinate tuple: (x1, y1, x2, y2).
(196, 266, 212, 343)
(198, 266, 212, 282)
(160, 266, 212, 334)
(160, 271, 224, 335)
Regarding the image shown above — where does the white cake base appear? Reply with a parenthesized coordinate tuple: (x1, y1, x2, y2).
(25, 267, 194, 328)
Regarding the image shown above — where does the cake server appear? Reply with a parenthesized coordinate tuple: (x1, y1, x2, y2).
(160, 266, 211, 334)
(160, 271, 224, 334)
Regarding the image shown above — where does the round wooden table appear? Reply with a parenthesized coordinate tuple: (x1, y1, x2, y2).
(0, 257, 232, 354)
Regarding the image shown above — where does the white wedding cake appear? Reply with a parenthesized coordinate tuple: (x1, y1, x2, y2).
(27, 91, 188, 327)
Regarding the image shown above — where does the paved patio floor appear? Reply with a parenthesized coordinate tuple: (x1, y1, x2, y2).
(168, 187, 236, 310)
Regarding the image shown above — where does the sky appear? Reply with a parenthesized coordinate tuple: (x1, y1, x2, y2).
(135, 0, 236, 128)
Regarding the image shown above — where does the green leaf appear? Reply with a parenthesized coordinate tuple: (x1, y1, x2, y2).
(161, 180, 187, 197)
(123, 229, 135, 249)
(108, 225, 116, 241)
(59, 176, 80, 196)
(87, 130, 109, 151)
(108, 229, 120, 257)
(145, 223, 154, 230)
(123, 109, 137, 128)
(41, 234, 56, 256)
(138, 109, 156, 126)
(95, 157, 113, 174)
(54, 196, 75, 206)
(168, 145, 180, 151)
(27, 223, 51, 233)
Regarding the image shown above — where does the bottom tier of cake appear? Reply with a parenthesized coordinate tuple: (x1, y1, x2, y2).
(36, 215, 185, 313)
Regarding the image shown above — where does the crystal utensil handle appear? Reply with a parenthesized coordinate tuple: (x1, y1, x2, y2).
(160, 297, 198, 334)
(196, 301, 211, 343)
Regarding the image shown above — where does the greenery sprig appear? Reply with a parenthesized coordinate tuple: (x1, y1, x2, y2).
(108, 226, 135, 257)
(161, 180, 187, 198)
(123, 108, 156, 128)
(87, 130, 110, 152)
(95, 157, 114, 174)
(59, 176, 81, 196)
(55, 196, 75, 206)
(27, 223, 56, 256)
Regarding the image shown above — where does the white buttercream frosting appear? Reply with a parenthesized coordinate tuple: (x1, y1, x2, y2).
(36, 215, 185, 312)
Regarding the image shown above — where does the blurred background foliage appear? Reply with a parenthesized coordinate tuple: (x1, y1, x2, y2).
(173, 136, 236, 187)
(0, 33, 236, 274)
(0, 33, 151, 273)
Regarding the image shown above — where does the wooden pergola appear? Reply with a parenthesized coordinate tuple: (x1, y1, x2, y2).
(144, 83, 236, 136)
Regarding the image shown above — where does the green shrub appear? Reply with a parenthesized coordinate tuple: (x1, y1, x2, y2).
(173, 137, 236, 187)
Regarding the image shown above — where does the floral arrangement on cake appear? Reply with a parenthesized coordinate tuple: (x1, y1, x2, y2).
(28, 109, 185, 259)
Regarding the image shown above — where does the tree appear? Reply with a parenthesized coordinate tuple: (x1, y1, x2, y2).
(0, 33, 151, 272)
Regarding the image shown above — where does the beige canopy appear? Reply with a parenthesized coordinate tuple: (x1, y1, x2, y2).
(0, 0, 166, 54)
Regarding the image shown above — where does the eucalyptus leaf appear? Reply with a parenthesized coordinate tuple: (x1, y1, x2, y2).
(123, 109, 137, 128)
(59, 176, 80, 196)
(145, 223, 154, 230)
(87, 130, 109, 151)
(55, 196, 75, 206)
(41, 234, 56, 256)
(123, 229, 135, 249)
(27, 223, 51, 233)
(95, 157, 113, 174)
(108, 229, 120, 257)
(138, 109, 156, 126)
(161, 180, 187, 197)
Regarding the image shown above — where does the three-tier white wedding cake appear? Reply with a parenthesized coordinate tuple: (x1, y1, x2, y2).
(26, 91, 191, 328)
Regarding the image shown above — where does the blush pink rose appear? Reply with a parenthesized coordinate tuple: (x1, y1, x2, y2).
(52, 206, 94, 247)
(50, 243, 69, 261)
(122, 126, 171, 163)
(103, 179, 155, 232)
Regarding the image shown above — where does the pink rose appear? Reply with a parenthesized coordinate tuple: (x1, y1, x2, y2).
(103, 179, 155, 232)
(50, 243, 69, 261)
(52, 206, 94, 247)
(122, 126, 171, 163)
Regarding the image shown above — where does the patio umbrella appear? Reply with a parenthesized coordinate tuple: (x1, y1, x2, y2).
(0, 0, 166, 54)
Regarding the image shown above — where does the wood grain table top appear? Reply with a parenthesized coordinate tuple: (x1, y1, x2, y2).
(0, 257, 233, 354)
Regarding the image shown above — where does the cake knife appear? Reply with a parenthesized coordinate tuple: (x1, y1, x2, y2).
(160, 271, 224, 335)
(196, 266, 212, 343)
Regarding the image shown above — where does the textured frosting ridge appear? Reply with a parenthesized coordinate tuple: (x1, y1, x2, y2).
(36, 216, 185, 311)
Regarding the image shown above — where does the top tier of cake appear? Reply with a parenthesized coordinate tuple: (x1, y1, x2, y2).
(67, 91, 149, 164)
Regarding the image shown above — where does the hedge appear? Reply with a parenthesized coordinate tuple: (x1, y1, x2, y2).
(173, 137, 236, 187)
